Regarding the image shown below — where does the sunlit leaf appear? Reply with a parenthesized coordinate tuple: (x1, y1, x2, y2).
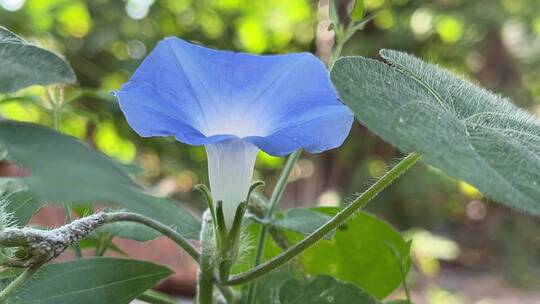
(331, 50, 540, 217)
(299, 209, 410, 299)
(0, 26, 75, 93)
(350, 0, 364, 21)
(5, 258, 172, 304)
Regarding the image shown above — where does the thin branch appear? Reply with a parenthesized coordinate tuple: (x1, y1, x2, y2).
(221, 152, 421, 286)
(103, 212, 200, 261)
(0, 262, 43, 303)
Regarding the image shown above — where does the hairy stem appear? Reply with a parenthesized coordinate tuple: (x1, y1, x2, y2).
(221, 152, 421, 285)
(103, 212, 200, 261)
(0, 262, 43, 303)
(197, 212, 214, 304)
(245, 149, 301, 304)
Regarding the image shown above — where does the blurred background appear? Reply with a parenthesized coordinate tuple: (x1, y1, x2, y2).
(1, 0, 539, 303)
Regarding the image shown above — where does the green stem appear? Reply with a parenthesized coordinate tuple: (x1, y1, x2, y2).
(329, 16, 372, 66)
(245, 149, 302, 304)
(103, 212, 199, 261)
(49, 87, 83, 259)
(137, 290, 178, 304)
(216, 285, 238, 304)
(244, 226, 268, 304)
(0, 262, 43, 303)
(266, 149, 302, 216)
(53, 103, 61, 131)
(95, 234, 113, 257)
(197, 214, 214, 304)
(221, 152, 421, 286)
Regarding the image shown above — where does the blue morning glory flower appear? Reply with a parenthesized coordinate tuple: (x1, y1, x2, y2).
(116, 37, 353, 227)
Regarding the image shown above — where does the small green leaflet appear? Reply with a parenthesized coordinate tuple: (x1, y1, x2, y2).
(350, 0, 364, 21)
(328, 0, 340, 30)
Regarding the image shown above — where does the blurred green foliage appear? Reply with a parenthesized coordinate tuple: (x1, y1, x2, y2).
(1, 0, 539, 297)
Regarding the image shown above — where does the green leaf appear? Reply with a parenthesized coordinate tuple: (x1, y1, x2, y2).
(0, 121, 201, 239)
(97, 221, 160, 242)
(5, 258, 172, 304)
(243, 266, 295, 304)
(331, 50, 540, 216)
(274, 208, 334, 240)
(279, 275, 380, 304)
(350, 0, 364, 21)
(299, 211, 410, 299)
(0, 26, 76, 93)
(78, 237, 127, 255)
(1, 190, 41, 226)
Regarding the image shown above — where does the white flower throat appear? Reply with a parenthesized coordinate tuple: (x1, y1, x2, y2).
(205, 139, 259, 229)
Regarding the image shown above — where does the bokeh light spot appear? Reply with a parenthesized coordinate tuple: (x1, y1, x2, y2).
(436, 15, 464, 44)
(0, 0, 25, 11)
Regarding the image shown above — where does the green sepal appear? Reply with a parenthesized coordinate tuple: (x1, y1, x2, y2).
(194, 184, 217, 225)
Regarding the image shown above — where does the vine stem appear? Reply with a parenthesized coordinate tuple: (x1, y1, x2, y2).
(245, 149, 302, 304)
(0, 211, 237, 302)
(197, 212, 214, 304)
(103, 212, 200, 261)
(221, 152, 421, 286)
(0, 262, 44, 303)
(47, 87, 83, 259)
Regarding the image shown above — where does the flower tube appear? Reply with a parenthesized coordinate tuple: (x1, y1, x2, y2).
(115, 38, 353, 228)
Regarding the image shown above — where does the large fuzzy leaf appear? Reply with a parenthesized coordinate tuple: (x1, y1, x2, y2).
(331, 50, 540, 216)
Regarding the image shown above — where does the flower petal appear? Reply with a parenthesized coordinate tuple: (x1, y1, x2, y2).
(246, 104, 354, 156)
(116, 37, 353, 155)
